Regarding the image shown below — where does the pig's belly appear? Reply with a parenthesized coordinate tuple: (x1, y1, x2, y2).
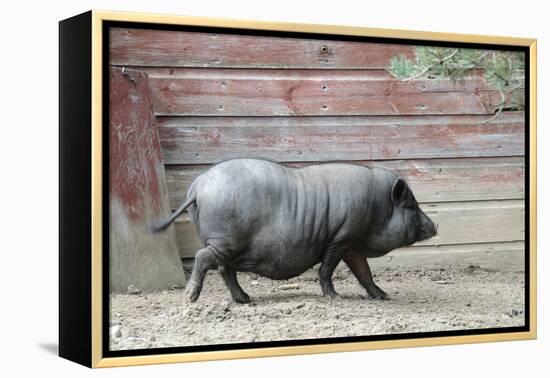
(230, 240, 324, 280)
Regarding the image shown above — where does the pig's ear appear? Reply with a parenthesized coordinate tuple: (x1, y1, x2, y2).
(391, 178, 410, 203)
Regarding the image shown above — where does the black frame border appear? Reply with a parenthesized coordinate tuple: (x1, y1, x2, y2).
(59, 11, 93, 367)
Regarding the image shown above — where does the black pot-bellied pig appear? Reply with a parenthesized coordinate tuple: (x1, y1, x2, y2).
(151, 158, 437, 303)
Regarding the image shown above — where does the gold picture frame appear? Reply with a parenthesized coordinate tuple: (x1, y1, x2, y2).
(59, 10, 537, 368)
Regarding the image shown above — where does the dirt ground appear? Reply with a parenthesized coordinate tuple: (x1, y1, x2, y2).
(109, 262, 525, 351)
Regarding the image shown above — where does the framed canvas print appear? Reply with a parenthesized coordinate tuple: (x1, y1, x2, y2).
(59, 10, 537, 368)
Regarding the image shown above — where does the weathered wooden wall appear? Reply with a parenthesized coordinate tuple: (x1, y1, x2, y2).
(109, 27, 525, 268)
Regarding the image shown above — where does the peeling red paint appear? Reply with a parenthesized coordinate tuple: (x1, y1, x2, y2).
(109, 67, 164, 221)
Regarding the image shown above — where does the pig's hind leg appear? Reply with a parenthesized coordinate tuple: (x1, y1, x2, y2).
(184, 245, 222, 302)
(219, 266, 251, 303)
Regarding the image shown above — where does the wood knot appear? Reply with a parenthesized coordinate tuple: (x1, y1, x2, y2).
(319, 45, 331, 55)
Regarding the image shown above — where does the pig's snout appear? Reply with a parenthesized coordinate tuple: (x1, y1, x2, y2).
(418, 214, 438, 241)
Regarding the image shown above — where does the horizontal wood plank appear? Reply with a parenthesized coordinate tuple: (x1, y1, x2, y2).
(142, 68, 492, 93)
(157, 112, 524, 127)
(182, 242, 525, 272)
(110, 27, 415, 69)
(413, 200, 524, 246)
(157, 113, 525, 164)
(153, 92, 498, 116)
(165, 157, 525, 209)
(141, 69, 516, 116)
(370, 241, 525, 272)
(173, 199, 524, 258)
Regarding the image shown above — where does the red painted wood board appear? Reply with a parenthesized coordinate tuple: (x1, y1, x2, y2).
(156, 112, 525, 164)
(109, 67, 185, 292)
(110, 27, 415, 69)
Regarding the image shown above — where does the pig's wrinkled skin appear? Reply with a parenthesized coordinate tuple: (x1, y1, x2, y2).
(151, 158, 437, 303)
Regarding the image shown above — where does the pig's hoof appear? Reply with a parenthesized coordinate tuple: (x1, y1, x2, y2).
(185, 291, 200, 303)
(323, 290, 340, 300)
(321, 282, 339, 299)
(367, 288, 389, 300)
(184, 284, 200, 303)
(233, 292, 251, 304)
(368, 293, 389, 300)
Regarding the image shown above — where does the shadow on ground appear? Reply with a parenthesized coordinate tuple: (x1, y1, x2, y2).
(38, 343, 58, 355)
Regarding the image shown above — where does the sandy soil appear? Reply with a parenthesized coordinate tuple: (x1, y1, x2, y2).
(109, 263, 525, 351)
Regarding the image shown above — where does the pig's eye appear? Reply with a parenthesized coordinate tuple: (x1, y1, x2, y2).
(404, 201, 418, 210)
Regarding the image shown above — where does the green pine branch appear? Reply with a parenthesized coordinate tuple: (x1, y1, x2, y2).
(388, 47, 525, 116)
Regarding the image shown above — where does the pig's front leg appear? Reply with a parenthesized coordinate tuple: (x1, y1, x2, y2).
(319, 250, 342, 299)
(343, 254, 388, 300)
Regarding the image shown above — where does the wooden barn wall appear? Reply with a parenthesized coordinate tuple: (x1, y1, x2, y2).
(109, 27, 525, 263)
